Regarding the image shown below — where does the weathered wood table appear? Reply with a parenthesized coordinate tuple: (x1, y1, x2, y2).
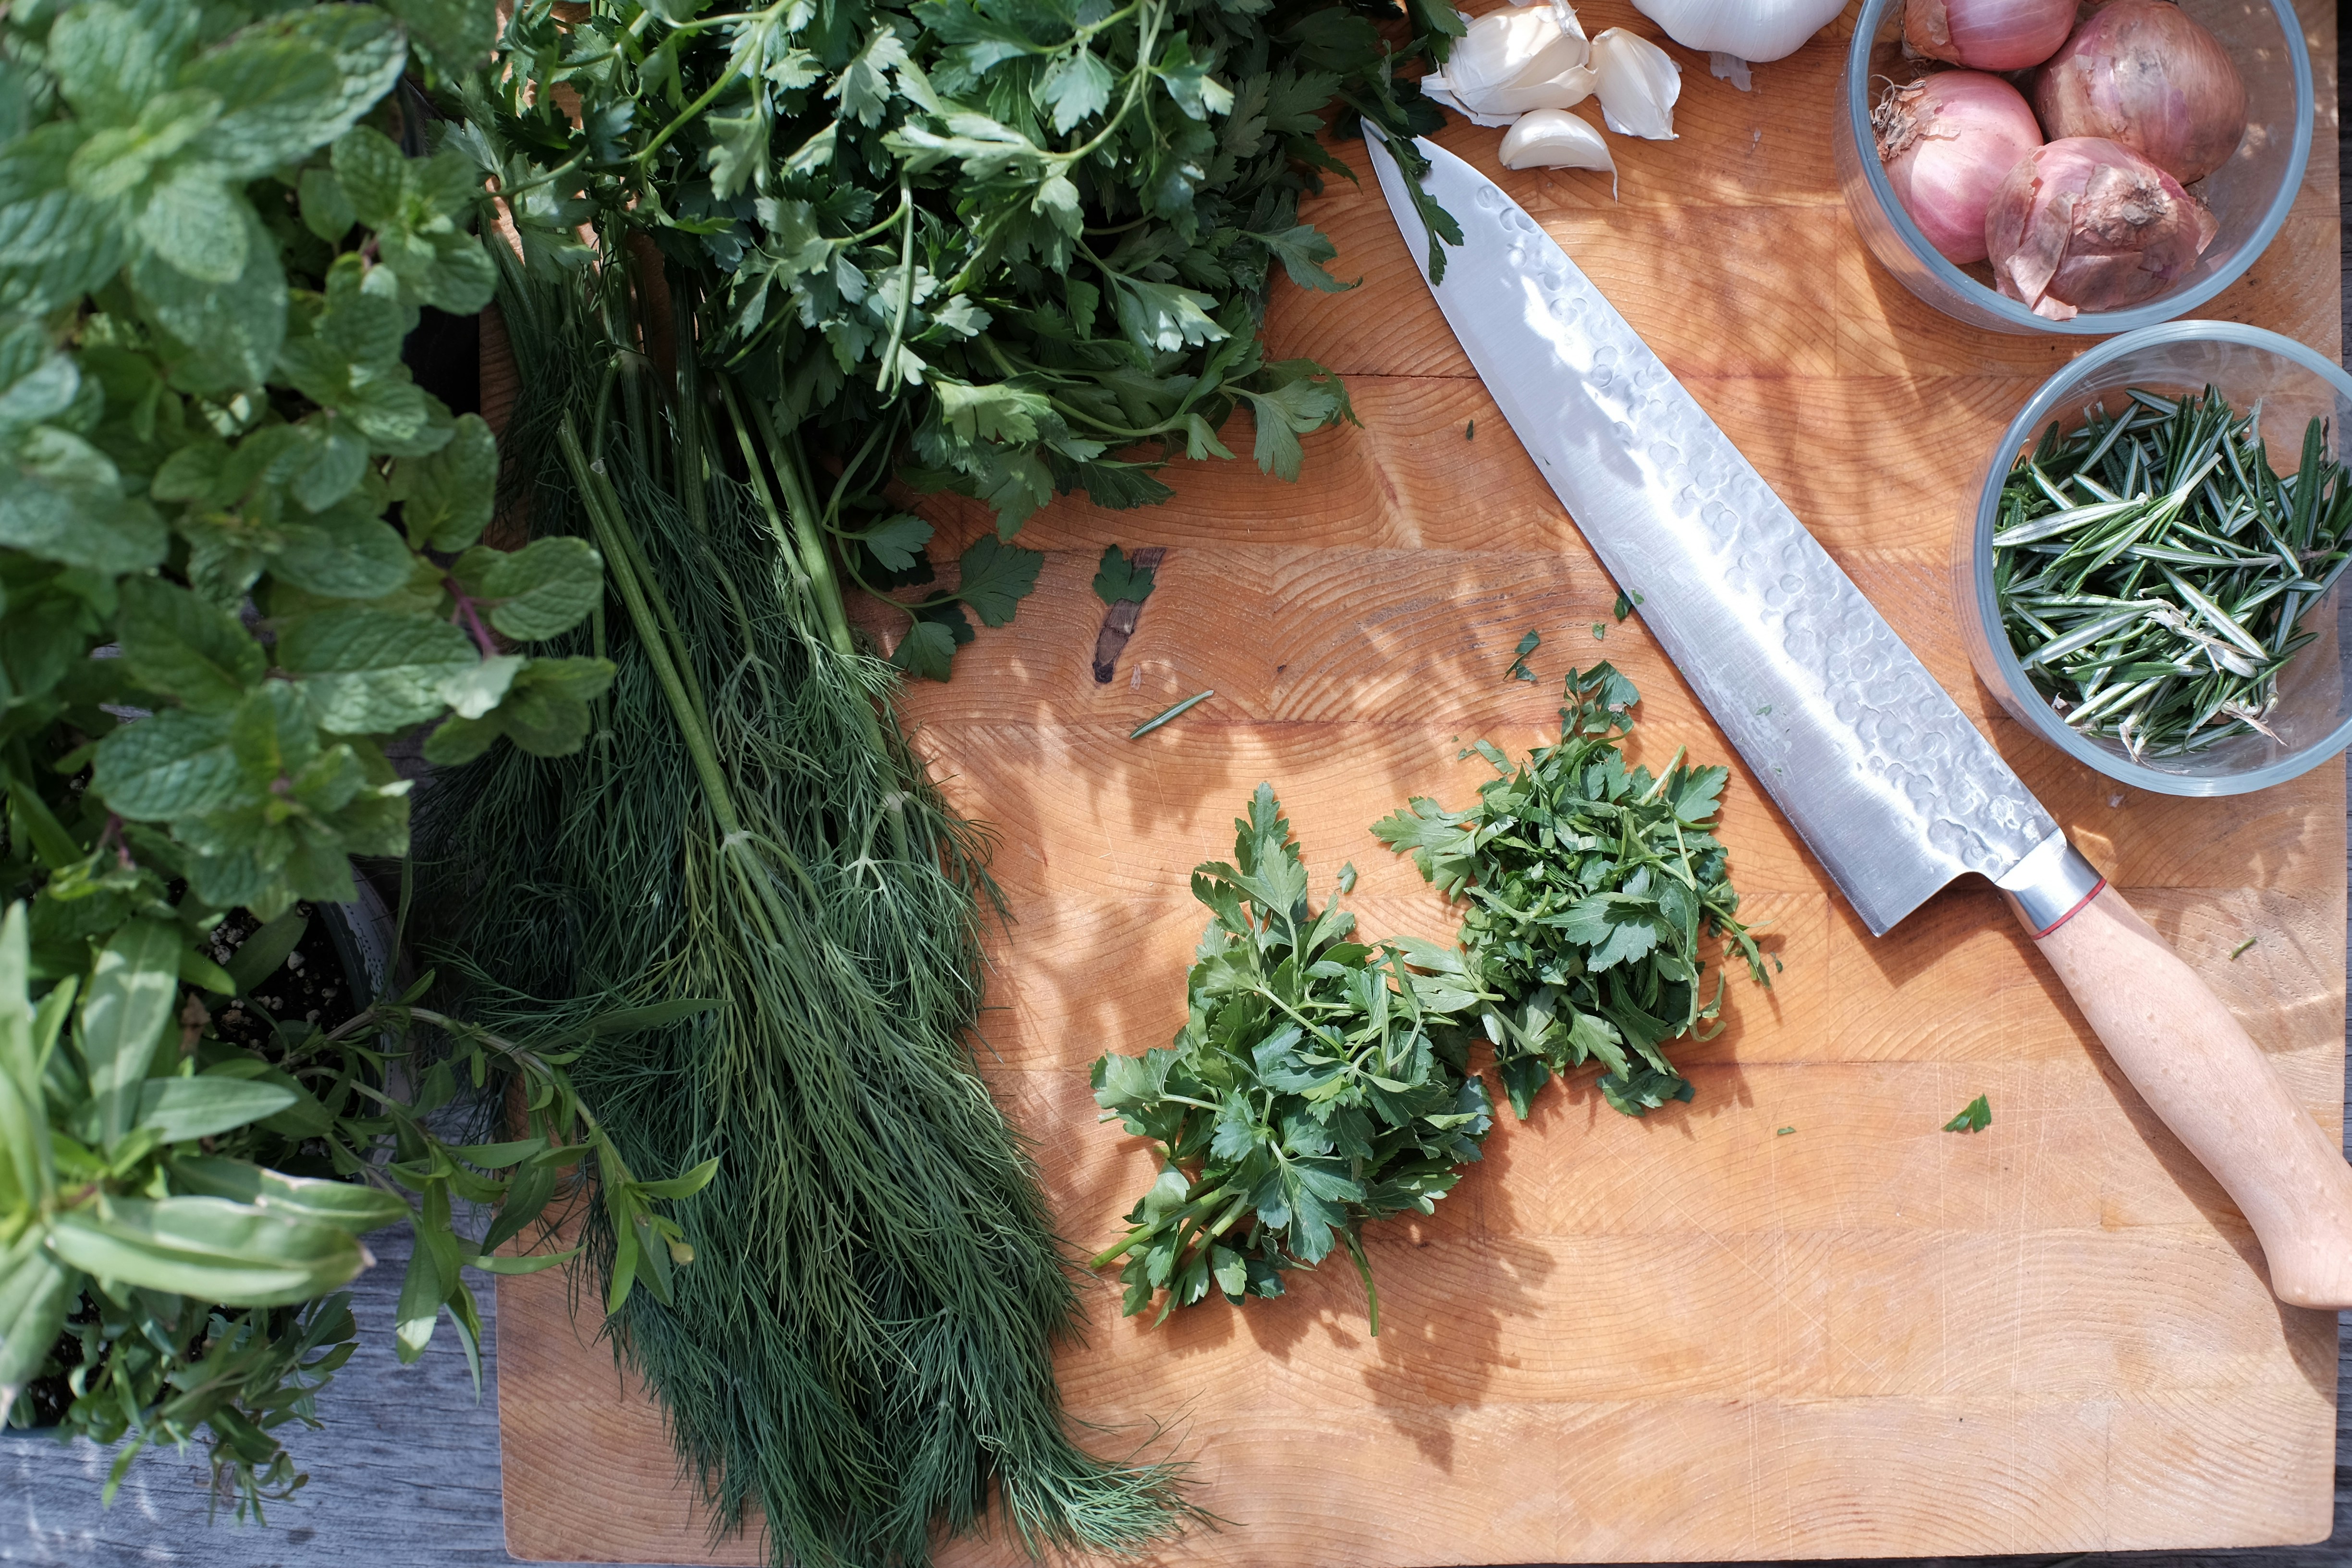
(5, 8, 2351, 1568)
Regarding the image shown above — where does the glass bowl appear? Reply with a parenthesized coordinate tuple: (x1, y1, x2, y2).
(1956, 321, 2352, 796)
(1833, 0, 2313, 336)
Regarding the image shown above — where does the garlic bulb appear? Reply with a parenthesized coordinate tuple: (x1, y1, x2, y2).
(1590, 28, 1680, 140)
(1498, 109, 1619, 197)
(1629, 0, 1849, 64)
(1421, 1, 1596, 127)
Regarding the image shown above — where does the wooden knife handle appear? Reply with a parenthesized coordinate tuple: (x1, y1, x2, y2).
(2030, 883, 2352, 1309)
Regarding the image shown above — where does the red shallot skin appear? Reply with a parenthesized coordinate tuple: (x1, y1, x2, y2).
(1905, 0, 2076, 72)
(1876, 72, 2044, 265)
(1984, 136, 2218, 319)
(2034, 0, 2247, 185)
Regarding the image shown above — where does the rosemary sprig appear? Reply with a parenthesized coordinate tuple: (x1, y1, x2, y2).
(1993, 386, 2352, 761)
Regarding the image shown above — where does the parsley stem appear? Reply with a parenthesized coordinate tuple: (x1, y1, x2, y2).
(1342, 1228, 1380, 1337)
(876, 176, 918, 395)
(631, 2, 789, 167)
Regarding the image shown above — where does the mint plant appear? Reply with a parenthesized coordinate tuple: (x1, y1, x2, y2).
(0, 0, 707, 1515)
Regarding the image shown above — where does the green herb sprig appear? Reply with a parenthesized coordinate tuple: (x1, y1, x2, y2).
(470, 0, 1461, 680)
(1089, 785, 1494, 1333)
(1993, 387, 2352, 760)
(1374, 664, 1772, 1119)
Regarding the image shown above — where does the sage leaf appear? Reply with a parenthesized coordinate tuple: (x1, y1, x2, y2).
(82, 919, 195, 1147)
(48, 1195, 369, 1307)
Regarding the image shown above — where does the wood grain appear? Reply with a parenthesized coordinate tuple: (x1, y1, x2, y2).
(498, 1, 2348, 1563)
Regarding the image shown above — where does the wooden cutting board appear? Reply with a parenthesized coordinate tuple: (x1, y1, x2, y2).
(496, 3, 2346, 1560)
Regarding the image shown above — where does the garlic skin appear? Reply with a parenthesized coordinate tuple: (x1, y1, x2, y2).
(1590, 28, 1680, 140)
(1497, 108, 1620, 196)
(1629, 0, 1849, 63)
(1422, 2, 1597, 127)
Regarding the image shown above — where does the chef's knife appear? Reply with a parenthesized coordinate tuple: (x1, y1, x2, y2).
(1363, 128, 2352, 1309)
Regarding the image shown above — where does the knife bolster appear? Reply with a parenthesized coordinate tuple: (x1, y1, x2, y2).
(1993, 831, 2107, 937)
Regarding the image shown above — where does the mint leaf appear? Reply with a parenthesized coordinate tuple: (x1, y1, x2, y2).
(437, 653, 524, 720)
(479, 536, 603, 641)
(377, 0, 498, 73)
(129, 214, 288, 394)
(115, 576, 265, 712)
(0, 125, 135, 315)
(269, 509, 416, 600)
(394, 412, 498, 550)
(280, 609, 480, 734)
(0, 427, 167, 573)
(91, 707, 242, 821)
(194, 7, 407, 178)
(136, 165, 247, 284)
(423, 655, 612, 763)
(298, 167, 357, 242)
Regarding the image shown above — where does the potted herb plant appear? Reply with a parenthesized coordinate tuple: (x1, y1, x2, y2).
(0, 0, 710, 1516)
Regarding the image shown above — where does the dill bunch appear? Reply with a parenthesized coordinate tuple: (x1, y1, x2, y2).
(422, 260, 1193, 1567)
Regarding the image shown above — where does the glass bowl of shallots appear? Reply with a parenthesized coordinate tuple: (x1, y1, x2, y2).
(1832, 0, 2312, 335)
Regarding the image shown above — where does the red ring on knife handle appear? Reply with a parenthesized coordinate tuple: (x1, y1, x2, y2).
(2031, 878, 2106, 939)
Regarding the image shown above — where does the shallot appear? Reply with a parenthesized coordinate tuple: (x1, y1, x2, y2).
(1874, 72, 2044, 265)
(1984, 136, 2216, 319)
(2034, 0, 2247, 185)
(1905, 0, 2075, 73)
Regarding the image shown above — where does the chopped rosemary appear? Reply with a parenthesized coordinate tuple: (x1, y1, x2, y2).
(1130, 690, 1214, 739)
(1994, 387, 2352, 761)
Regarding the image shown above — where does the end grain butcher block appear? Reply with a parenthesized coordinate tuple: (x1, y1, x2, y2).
(496, 3, 2347, 1560)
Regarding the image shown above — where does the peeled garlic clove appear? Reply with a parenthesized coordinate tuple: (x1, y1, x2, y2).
(1497, 108, 1619, 198)
(1629, 0, 1848, 64)
(1590, 27, 1681, 140)
(1430, 2, 1594, 121)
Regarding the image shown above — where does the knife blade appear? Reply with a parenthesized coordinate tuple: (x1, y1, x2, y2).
(1363, 127, 2352, 1309)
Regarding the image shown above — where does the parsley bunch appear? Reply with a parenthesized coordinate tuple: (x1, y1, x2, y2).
(1090, 785, 1494, 1332)
(1375, 664, 1774, 1120)
(466, 0, 1459, 677)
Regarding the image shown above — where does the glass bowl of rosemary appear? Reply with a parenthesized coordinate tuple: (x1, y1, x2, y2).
(1958, 321, 2352, 795)
(1832, 0, 2313, 337)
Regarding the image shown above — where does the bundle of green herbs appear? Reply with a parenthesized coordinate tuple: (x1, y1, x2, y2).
(1088, 784, 1494, 1333)
(463, 0, 1461, 678)
(1992, 386, 2352, 759)
(427, 257, 1194, 1566)
(1375, 662, 1772, 1119)
(0, 0, 708, 1515)
(1092, 669, 1772, 1327)
(418, 0, 1467, 1559)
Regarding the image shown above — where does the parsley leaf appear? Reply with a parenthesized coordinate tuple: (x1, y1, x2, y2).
(1505, 628, 1539, 683)
(1944, 1094, 1992, 1133)
(1092, 544, 1157, 606)
(1375, 664, 1774, 1121)
(1091, 784, 1493, 1331)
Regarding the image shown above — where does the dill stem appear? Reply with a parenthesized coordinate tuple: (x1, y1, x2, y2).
(719, 377, 913, 862)
(558, 414, 742, 841)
